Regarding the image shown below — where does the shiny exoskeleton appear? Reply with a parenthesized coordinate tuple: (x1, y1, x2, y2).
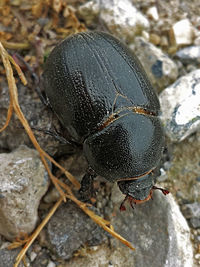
(42, 31, 169, 209)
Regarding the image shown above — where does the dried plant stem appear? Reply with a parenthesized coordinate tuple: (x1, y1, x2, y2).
(0, 41, 135, 267)
(13, 198, 63, 267)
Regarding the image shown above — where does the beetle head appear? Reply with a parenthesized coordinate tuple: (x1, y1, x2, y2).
(118, 173, 169, 210)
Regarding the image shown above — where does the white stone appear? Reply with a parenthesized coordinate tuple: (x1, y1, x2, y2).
(47, 261, 56, 267)
(30, 251, 37, 262)
(165, 194, 193, 267)
(146, 6, 159, 21)
(78, 0, 149, 43)
(172, 19, 194, 45)
(159, 69, 200, 142)
(176, 46, 200, 63)
(0, 146, 49, 240)
(141, 30, 150, 41)
(195, 254, 200, 260)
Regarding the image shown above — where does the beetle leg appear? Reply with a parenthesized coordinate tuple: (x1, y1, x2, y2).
(79, 169, 97, 201)
(120, 195, 128, 211)
(30, 126, 79, 150)
(152, 186, 169, 195)
(12, 53, 49, 106)
(128, 196, 136, 209)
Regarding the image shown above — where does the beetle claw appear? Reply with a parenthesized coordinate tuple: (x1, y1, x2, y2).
(120, 195, 129, 211)
(120, 195, 137, 211)
(120, 203, 126, 211)
(152, 186, 170, 196)
(128, 197, 136, 209)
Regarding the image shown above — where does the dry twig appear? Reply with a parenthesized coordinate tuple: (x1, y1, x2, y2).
(0, 42, 134, 267)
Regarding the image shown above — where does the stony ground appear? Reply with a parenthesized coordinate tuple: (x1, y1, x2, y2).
(0, 0, 200, 266)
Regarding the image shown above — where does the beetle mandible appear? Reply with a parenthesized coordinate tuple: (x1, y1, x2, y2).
(42, 31, 169, 210)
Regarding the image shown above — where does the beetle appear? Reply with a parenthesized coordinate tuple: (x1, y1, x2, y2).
(41, 31, 169, 210)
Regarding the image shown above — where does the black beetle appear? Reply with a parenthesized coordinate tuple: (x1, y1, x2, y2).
(42, 31, 169, 210)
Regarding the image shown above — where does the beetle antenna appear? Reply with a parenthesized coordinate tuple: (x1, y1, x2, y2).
(152, 186, 169, 195)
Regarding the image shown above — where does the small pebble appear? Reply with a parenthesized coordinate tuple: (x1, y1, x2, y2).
(196, 177, 200, 182)
(172, 18, 194, 45)
(160, 36, 169, 47)
(44, 187, 60, 204)
(149, 33, 160, 45)
(30, 251, 37, 262)
(195, 253, 200, 260)
(176, 46, 200, 64)
(146, 6, 159, 21)
(47, 261, 56, 267)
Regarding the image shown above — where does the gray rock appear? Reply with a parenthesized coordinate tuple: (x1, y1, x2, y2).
(110, 185, 193, 267)
(176, 46, 200, 64)
(182, 202, 200, 219)
(77, 0, 100, 27)
(0, 145, 49, 240)
(133, 37, 178, 91)
(0, 83, 63, 155)
(63, 244, 135, 267)
(0, 247, 23, 267)
(182, 202, 200, 228)
(159, 69, 200, 142)
(164, 131, 200, 205)
(78, 0, 149, 43)
(190, 218, 200, 229)
(31, 249, 50, 267)
(47, 202, 105, 260)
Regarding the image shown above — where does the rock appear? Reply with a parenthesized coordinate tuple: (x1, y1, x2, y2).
(141, 30, 149, 41)
(0, 83, 63, 156)
(149, 33, 161, 45)
(157, 168, 168, 182)
(171, 19, 194, 46)
(190, 218, 200, 229)
(164, 131, 200, 204)
(63, 244, 135, 267)
(160, 36, 169, 47)
(77, 0, 100, 27)
(30, 251, 37, 262)
(159, 69, 200, 142)
(194, 35, 200, 46)
(133, 37, 178, 91)
(43, 187, 60, 204)
(146, 6, 159, 21)
(176, 46, 200, 64)
(78, 0, 149, 43)
(182, 202, 200, 228)
(46, 260, 56, 267)
(182, 202, 200, 218)
(0, 236, 24, 267)
(47, 202, 105, 260)
(186, 64, 197, 73)
(195, 253, 200, 260)
(110, 185, 193, 267)
(31, 249, 51, 267)
(0, 145, 49, 240)
(0, 247, 23, 267)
